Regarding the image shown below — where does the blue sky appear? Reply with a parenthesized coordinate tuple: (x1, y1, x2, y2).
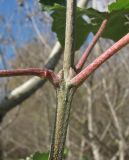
(0, 0, 53, 68)
(0, 0, 95, 69)
(0, 0, 41, 43)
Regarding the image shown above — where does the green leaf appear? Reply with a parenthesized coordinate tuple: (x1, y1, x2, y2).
(102, 10, 129, 41)
(108, 0, 129, 12)
(39, 0, 66, 11)
(107, 0, 129, 41)
(32, 152, 49, 160)
(50, 4, 129, 49)
(63, 148, 69, 158)
(51, 5, 105, 50)
(30, 149, 67, 160)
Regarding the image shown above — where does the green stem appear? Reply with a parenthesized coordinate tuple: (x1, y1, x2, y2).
(63, 0, 76, 79)
(49, 83, 75, 160)
(49, 1, 77, 159)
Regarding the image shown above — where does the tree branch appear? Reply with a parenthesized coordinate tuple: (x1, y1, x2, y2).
(102, 79, 125, 160)
(84, 83, 102, 160)
(76, 18, 108, 72)
(70, 33, 129, 86)
(0, 42, 62, 119)
(0, 0, 88, 119)
(0, 68, 59, 87)
(49, 1, 77, 159)
(63, 0, 76, 79)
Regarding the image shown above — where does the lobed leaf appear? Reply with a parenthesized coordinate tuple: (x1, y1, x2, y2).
(50, 4, 129, 50)
(39, 1, 129, 50)
(51, 5, 106, 50)
(103, 10, 129, 41)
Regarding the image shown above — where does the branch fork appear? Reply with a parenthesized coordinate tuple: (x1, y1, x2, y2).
(0, 17, 129, 89)
(70, 32, 129, 87)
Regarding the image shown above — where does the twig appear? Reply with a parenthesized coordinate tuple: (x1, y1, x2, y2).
(63, 0, 76, 79)
(70, 33, 129, 87)
(0, 68, 59, 87)
(102, 78, 125, 160)
(84, 83, 102, 160)
(76, 18, 108, 72)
